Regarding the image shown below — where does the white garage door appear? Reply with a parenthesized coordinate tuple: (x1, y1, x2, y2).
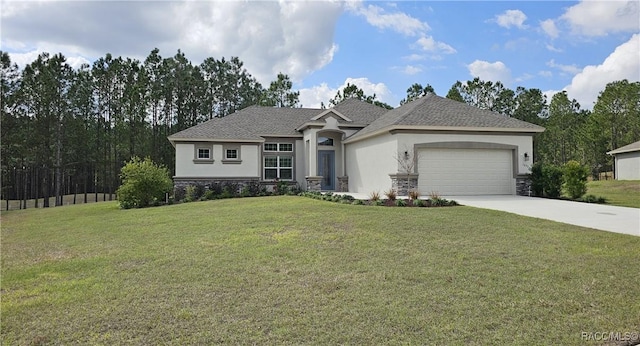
(417, 148, 514, 195)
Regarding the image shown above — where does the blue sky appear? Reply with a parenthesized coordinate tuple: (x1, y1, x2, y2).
(1, 1, 638, 109)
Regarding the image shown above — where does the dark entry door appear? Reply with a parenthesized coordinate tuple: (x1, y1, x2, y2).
(318, 150, 335, 190)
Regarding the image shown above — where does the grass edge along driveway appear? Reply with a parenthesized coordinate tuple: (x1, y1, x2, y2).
(2, 197, 639, 345)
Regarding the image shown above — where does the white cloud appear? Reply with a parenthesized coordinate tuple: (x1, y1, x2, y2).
(561, 0, 639, 36)
(403, 54, 426, 62)
(540, 19, 559, 39)
(401, 65, 422, 75)
(493, 9, 527, 29)
(415, 36, 456, 54)
(299, 77, 394, 108)
(467, 60, 512, 84)
(0, 1, 344, 84)
(545, 44, 562, 53)
(538, 70, 553, 78)
(546, 59, 582, 76)
(347, 2, 429, 36)
(564, 33, 640, 108)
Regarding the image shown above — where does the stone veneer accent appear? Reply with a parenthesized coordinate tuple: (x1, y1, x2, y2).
(174, 177, 259, 189)
(337, 176, 349, 192)
(516, 175, 532, 196)
(389, 173, 419, 196)
(305, 176, 322, 192)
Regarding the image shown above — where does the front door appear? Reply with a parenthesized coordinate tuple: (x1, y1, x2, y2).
(318, 150, 335, 190)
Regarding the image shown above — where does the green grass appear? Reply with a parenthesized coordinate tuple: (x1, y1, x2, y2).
(2, 197, 639, 345)
(587, 180, 640, 208)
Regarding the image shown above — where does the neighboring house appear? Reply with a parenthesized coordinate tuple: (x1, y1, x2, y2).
(168, 93, 545, 196)
(607, 140, 640, 180)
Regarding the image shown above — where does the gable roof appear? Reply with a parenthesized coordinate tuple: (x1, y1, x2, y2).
(169, 94, 545, 145)
(168, 99, 388, 144)
(345, 93, 544, 143)
(607, 140, 640, 155)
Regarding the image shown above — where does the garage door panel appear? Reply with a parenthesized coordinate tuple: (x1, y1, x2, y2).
(417, 148, 513, 195)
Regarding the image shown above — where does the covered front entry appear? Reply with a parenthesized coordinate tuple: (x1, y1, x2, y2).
(417, 148, 514, 195)
(318, 150, 335, 190)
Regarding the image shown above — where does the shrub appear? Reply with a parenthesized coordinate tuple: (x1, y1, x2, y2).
(221, 182, 240, 198)
(581, 194, 607, 204)
(352, 199, 365, 205)
(183, 185, 197, 203)
(173, 187, 186, 202)
(413, 199, 425, 207)
(563, 160, 589, 199)
(203, 189, 217, 200)
(241, 182, 261, 197)
(428, 191, 441, 200)
(542, 164, 563, 198)
(384, 189, 397, 201)
(408, 189, 420, 200)
(530, 162, 544, 196)
(209, 183, 223, 196)
(395, 199, 407, 207)
(373, 199, 385, 206)
(340, 194, 355, 202)
(273, 179, 289, 195)
(369, 190, 381, 201)
(116, 157, 173, 209)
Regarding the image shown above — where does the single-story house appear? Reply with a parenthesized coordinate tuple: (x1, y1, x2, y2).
(168, 93, 545, 196)
(607, 140, 640, 180)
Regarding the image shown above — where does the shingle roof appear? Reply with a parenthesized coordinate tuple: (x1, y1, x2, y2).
(168, 98, 390, 142)
(607, 140, 640, 155)
(169, 94, 545, 143)
(169, 106, 321, 141)
(346, 93, 545, 142)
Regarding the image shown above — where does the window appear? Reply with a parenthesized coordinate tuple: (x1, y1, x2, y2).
(194, 145, 214, 163)
(279, 143, 293, 152)
(264, 143, 278, 151)
(263, 142, 294, 180)
(264, 155, 293, 180)
(222, 144, 242, 163)
(265, 142, 293, 152)
(226, 149, 238, 159)
(318, 137, 334, 146)
(198, 148, 211, 159)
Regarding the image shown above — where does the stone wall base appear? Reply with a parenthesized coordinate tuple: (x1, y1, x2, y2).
(516, 175, 532, 196)
(337, 176, 349, 192)
(305, 176, 322, 192)
(389, 173, 419, 196)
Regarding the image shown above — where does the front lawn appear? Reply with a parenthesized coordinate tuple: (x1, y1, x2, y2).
(587, 180, 640, 208)
(2, 197, 639, 345)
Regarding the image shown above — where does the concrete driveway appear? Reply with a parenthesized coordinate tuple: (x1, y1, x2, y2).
(449, 195, 640, 237)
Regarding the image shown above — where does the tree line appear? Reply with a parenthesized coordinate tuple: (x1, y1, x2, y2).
(1, 48, 638, 208)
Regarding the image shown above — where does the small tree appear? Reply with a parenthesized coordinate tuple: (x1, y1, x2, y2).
(542, 164, 564, 198)
(563, 160, 589, 199)
(529, 162, 544, 197)
(116, 157, 173, 208)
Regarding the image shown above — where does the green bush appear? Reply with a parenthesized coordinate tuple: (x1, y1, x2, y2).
(542, 164, 563, 198)
(183, 185, 197, 203)
(530, 162, 544, 196)
(395, 199, 407, 207)
(352, 199, 365, 205)
(563, 160, 589, 199)
(581, 194, 607, 204)
(116, 157, 173, 209)
(413, 199, 425, 207)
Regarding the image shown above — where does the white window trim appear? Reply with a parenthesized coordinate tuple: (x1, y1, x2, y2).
(264, 142, 293, 152)
(264, 155, 294, 181)
(222, 144, 242, 164)
(194, 145, 214, 164)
